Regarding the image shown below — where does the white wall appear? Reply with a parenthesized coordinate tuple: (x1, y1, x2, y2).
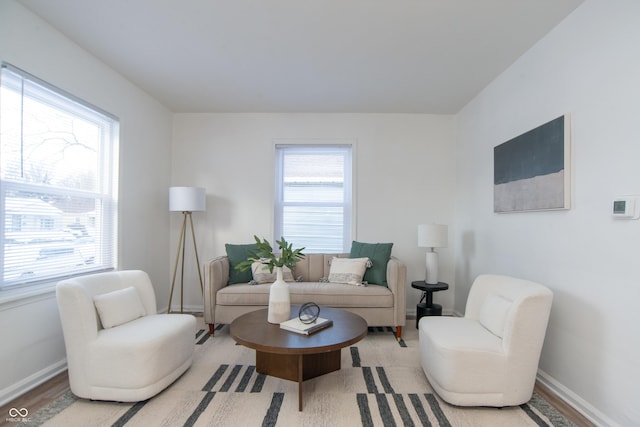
(455, 1, 640, 426)
(171, 113, 457, 313)
(0, 0, 173, 405)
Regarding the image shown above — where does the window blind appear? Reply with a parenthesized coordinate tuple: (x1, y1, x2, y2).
(274, 144, 352, 253)
(0, 63, 119, 289)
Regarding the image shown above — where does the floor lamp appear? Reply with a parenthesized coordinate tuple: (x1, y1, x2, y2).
(168, 186, 206, 313)
(418, 224, 448, 284)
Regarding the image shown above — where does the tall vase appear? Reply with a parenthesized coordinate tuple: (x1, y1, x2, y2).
(267, 266, 291, 324)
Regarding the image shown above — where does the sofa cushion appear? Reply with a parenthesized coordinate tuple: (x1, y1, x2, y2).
(328, 257, 369, 285)
(93, 286, 146, 329)
(225, 243, 259, 284)
(478, 294, 512, 338)
(251, 262, 294, 283)
(292, 253, 349, 281)
(217, 282, 393, 308)
(349, 241, 393, 286)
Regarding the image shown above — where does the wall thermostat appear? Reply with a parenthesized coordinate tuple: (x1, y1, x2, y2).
(613, 196, 639, 219)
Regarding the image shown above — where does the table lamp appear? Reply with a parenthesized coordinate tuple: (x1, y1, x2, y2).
(418, 224, 448, 284)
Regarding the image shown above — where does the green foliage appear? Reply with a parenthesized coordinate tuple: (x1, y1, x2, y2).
(235, 236, 305, 273)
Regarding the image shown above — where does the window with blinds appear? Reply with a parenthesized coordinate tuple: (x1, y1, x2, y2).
(274, 144, 353, 253)
(0, 63, 119, 290)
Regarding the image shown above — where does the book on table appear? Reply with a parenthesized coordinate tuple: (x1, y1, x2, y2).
(280, 317, 333, 335)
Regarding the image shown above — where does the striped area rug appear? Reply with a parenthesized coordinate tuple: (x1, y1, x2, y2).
(31, 318, 574, 427)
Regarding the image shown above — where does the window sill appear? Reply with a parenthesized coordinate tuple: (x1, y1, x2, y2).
(0, 282, 57, 312)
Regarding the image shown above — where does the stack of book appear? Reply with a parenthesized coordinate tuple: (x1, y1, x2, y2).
(280, 317, 333, 335)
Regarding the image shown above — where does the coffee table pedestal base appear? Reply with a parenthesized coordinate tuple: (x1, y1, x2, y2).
(256, 349, 341, 411)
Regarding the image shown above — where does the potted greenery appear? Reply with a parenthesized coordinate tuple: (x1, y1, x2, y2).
(235, 235, 305, 274)
(236, 236, 305, 323)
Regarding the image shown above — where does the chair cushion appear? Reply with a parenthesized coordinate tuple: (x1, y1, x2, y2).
(88, 314, 195, 389)
(328, 257, 369, 285)
(93, 286, 146, 329)
(478, 294, 512, 338)
(349, 241, 393, 286)
(419, 317, 506, 394)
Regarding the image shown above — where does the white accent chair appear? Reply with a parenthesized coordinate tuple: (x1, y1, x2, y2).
(56, 270, 196, 402)
(418, 274, 553, 407)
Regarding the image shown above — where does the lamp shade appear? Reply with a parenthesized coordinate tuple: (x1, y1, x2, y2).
(418, 224, 448, 248)
(169, 186, 206, 212)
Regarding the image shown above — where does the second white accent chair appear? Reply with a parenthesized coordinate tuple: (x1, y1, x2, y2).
(418, 274, 553, 407)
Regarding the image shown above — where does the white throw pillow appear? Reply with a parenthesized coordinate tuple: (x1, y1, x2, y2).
(251, 262, 294, 283)
(328, 257, 369, 286)
(478, 294, 512, 338)
(93, 286, 146, 329)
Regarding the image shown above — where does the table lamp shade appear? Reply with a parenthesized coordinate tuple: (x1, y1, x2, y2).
(169, 187, 206, 212)
(418, 224, 448, 284)
(418, 224, 448, 248)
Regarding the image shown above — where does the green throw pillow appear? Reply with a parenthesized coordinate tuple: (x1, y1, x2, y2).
(349, 241, 393, 286)
(225, 243, 259, 284)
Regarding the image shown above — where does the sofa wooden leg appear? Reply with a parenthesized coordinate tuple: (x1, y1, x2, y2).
(396, 326, 402, 341)
(208, 324, 215, 336)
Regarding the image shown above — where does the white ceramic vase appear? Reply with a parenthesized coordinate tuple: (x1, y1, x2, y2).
(267, 266, 291, 324)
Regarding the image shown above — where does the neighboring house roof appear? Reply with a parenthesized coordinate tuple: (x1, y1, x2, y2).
(4, 197, 64, 216)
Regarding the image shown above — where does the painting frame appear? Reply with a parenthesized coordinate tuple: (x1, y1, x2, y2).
(493, 114, 571, 213)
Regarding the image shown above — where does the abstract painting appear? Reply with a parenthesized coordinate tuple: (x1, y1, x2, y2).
(494, 114, 571, 212)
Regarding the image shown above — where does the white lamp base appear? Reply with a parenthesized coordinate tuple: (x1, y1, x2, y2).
(425, 250, 439, 284)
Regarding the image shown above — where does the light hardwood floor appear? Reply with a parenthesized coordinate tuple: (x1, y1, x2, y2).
(0, 371, 595, 427)
(0, 371, 69, 427)
(534, 381, 597, 427)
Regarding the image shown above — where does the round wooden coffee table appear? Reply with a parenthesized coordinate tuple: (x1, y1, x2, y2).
(230, 306, 367, 411)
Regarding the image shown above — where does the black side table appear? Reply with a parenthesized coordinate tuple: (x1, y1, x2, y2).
(411, 280, 449, 328)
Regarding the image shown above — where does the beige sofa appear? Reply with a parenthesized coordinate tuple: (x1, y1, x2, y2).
(204, 253, 407, 339)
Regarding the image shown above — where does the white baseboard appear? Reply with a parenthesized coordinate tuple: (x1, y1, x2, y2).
(536, 369, 618, 427)
(0, 359, 67, 407)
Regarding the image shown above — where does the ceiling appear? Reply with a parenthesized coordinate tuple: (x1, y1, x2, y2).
(19, 0, 583, 114)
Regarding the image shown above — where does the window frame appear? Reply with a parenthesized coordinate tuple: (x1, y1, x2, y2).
(0, 62, 119, 296)
(273, 141, 355, 253)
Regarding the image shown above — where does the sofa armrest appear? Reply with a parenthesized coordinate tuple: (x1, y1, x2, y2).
(203, 255, 230, 327)
(386, 256, 407, 328)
